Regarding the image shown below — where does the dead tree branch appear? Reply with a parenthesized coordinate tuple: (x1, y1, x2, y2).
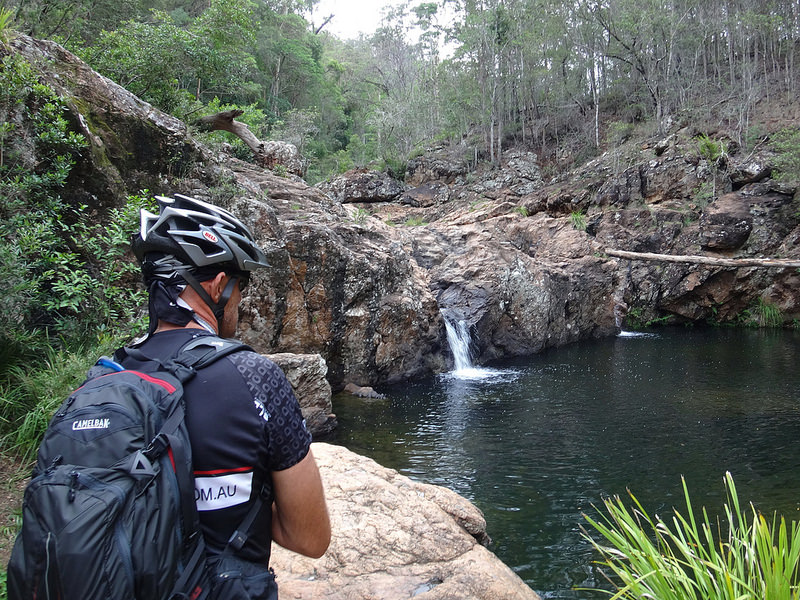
(606, 248, 800, 268)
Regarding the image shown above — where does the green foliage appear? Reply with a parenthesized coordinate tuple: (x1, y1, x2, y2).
(0, 54, 151, 461)
(0, 5, 15, 45)
(624, 306, 673, 329)
(694, 180, 715, 206)
(378, 157, 403, 181)
(78, 0, 260, 114)
(351, 207, 369, 225)
(0, 52, 150, 373)
(0, 335, 123, 460)
(583, 472, 800, 600)
(697, 133, 727, 163)
(771, 128, 800, 185)
(403, 215, 427, 226)
(514, 205, 530, 217)
(606, 121, 635, 147)
(737, 297, 784, 328)
(270, 108, 320, 154)
(569, 210, 587, 231)
(78, 12, 196, 113)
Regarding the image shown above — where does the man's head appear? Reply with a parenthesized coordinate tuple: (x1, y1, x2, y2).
(131, 194, 269, 336)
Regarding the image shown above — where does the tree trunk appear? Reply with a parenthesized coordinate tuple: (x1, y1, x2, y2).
(606, 249, 800, 269)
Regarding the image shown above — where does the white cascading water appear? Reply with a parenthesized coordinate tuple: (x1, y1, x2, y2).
(444, 318, 475, 372)
(440, 315, 521, 382)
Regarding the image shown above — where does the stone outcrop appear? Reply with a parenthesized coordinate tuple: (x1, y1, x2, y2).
(699, 192, 753, 250)
(8, 35, 204, 207)
(267, 353, 336, 437)
(262, 140, 305, 176)
(316, 168, 404, 203)
(270, 443, 541, 600)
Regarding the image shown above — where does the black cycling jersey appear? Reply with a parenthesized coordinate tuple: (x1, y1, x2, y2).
(121, 329, 312, 563)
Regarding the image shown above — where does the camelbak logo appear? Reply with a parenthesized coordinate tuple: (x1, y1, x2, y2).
(202, 230, 219, 243)
(72, 418, 110, 431)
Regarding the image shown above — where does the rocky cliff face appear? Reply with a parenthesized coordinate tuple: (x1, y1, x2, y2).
(12, 34, 800, 391)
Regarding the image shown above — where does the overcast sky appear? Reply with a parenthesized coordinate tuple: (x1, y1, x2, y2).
(312, 0, 401, 39)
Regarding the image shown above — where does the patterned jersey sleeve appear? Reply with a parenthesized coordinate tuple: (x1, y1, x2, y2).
(228, 351, 312, 471)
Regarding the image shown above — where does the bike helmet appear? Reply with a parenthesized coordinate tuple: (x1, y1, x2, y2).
(133, 193, 269, 278)
(132, 194, 269, 336)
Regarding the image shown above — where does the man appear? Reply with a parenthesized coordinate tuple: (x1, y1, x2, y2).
(127, 193, 330, 596)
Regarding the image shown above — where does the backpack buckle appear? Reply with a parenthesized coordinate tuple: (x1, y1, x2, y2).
(129, 450, 156, 477)
(227, 529, 248, 551)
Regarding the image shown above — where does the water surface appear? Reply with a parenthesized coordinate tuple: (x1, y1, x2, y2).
(331, 327, 800, 598)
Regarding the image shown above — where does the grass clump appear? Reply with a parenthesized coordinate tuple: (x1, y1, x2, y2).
(403, 215, 427, 226)
(737, 297, 784, 328)
(570, 210, 587, 231)
(583, 472, 800, 599)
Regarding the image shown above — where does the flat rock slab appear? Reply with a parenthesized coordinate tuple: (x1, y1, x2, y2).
(271, 443, 541, 600)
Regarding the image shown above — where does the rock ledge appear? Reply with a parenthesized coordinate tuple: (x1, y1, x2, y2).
(271, 443, 540, 600)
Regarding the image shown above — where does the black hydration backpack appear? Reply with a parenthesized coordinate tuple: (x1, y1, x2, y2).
(7, 336, 248, 600)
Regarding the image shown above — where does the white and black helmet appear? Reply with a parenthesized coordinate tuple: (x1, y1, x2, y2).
(132, 193, 269, 279)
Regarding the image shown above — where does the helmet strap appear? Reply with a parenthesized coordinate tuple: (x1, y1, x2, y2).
(179, 269, 239, 328)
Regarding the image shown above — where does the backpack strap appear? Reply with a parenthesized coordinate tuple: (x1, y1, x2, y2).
(114, 336, 252, 383)
(172, 336, 253, 372)
(117, 335, 261, 561)
(224, 483, 268, 553)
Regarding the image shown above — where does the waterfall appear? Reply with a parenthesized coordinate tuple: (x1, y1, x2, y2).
(444, 318, 475, 372)
(440, 314, 520, 382)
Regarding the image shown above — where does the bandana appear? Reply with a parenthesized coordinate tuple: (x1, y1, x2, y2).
(146, 279, 194, 331)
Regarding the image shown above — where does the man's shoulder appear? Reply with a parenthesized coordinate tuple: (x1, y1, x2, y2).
(226, 348, 284, 376)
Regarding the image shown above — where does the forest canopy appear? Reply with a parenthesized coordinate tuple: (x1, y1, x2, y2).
(4, 0, 798, 182)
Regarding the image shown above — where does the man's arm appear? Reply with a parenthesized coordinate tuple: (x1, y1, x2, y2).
(271, 448, 331, 558)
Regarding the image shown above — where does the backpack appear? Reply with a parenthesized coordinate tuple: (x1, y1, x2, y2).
(7, 335, 250, 600)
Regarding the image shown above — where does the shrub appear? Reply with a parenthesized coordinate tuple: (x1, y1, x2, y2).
(583, 472, 800, 600)
(771, 128, 800, 185)
(403, 215, 427, 226)
(0, 53, 150, 364)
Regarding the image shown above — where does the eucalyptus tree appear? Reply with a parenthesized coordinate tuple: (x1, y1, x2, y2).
(444, 0, 517, 164)
(589, 0, 696, 135)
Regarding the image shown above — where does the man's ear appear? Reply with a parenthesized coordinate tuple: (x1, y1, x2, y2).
(208, 271, 228, 303)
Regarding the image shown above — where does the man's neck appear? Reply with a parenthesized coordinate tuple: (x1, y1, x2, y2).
(155, 319, 216, 334)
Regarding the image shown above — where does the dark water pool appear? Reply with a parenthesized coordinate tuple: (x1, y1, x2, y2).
(330, 327, 800, 598)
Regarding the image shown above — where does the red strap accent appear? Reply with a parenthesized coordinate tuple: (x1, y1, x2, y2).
(128, 371, 178, 393)
(167, 447, 177, 472)
(194, 465, 252, 476)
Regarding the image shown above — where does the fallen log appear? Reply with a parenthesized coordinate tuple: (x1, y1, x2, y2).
(606, 248, 800, 269)
(195, 109, 264, 156)
(194, 110, 304, 175)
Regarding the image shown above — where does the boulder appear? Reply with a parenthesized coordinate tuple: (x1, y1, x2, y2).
(262, 140, 305, 177)
(406, 150, 470, 186)
(400, 181, 450, 207)
(699, 192, 753, 250)
(267, 353, 337, 437)
(270, 443, 541, 600)
(317, 168, 404, 203)
(342, 382, 386, 399)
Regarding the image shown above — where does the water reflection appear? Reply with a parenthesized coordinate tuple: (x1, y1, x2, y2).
(332, 328, 800, 599)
